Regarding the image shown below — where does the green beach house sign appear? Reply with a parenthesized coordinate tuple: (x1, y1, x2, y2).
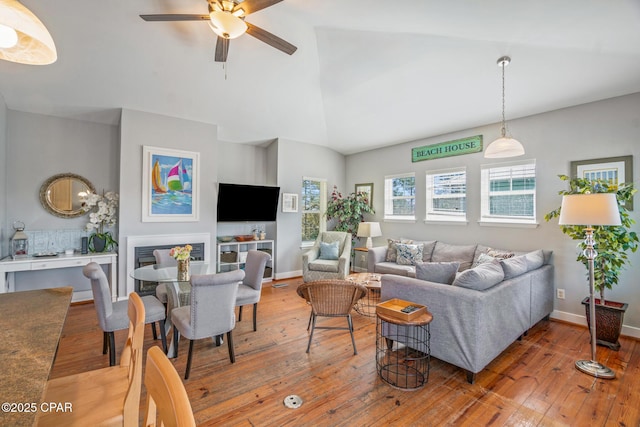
(412, 135, 483, 162)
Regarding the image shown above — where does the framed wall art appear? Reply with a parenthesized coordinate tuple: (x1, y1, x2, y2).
(282, 193, 299, 213)
(142, 145, 200, 222)
(571, 155, 633, 210)
(355, 183, 374, 207)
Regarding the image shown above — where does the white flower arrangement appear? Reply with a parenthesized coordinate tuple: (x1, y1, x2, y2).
(83, 191, 119, 234)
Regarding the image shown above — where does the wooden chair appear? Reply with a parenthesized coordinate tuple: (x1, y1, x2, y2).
(236, 250, 271, 331)
(296, 280, 367, 355)
(36, 292, 146, 427)
(143, 346, 196, 427)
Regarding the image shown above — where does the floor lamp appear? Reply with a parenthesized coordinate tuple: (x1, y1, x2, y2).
(558, 193, 621, 379)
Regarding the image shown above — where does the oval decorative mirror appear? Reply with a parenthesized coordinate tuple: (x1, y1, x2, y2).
(39, 173, 96, 218)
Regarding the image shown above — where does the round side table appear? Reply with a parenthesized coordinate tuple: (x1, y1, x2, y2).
(376, 308, 433, 390)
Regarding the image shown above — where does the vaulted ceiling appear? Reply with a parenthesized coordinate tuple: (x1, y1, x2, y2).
(1, 0, 639, 154)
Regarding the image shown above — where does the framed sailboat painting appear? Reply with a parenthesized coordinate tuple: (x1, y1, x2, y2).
(142, 146, 200, 222)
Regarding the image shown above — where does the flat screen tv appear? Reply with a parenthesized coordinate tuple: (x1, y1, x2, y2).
(217, 183, 281, 222)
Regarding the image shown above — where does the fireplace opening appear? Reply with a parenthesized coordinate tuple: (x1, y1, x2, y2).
(134, 243, 205, 296)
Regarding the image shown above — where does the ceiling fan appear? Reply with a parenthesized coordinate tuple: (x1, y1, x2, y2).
(140, 0, 297, 62)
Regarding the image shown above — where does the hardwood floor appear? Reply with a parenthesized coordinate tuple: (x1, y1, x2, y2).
(51, 278, 640, 426)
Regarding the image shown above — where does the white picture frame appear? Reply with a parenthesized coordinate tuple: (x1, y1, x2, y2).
(282, 193, 299, 213)
(142, 145, 200, 222)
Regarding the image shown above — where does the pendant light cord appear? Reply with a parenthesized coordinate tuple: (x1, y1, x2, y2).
(501, 61, 506, 138)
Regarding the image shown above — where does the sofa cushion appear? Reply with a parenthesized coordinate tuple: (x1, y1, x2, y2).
(487, 248, 516, 259)
(415, 261, 460, 285)
(374, 262, 415, 277)
(431, 242, 477, 271)
(308, 259, 339, 273)
(525, 249, 545, 271)
(500, 255, 528, 279)
(474, 252, 496, 266)
(396, 243, 424, 265)
(319, 241, 339, 260)
(385, 238, 413, 262)
(452, 260, 505, 290)
(414, 240, 437, 262)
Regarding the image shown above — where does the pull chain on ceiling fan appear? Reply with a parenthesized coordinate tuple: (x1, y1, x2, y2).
(140, 0, 297, 63)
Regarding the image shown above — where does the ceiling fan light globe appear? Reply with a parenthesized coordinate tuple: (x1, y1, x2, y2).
(209, 11, 247, 39)
(484, 137, 525, 158)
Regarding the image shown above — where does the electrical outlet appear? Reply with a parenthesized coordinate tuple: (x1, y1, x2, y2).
(557, 288, 565, 299)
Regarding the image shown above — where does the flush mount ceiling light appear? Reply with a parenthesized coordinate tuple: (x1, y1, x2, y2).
(0, 0, 57, 65)
(484, 56, 525, 158)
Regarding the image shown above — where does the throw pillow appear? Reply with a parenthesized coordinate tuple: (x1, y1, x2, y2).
(452, 260, 505, 291)
(385, 238, 413, 262)
(500, 255, 528, 279)
(415, 261, 460, 285)
(319, 241, 339, 260)
(473, 252, 496, 267)
(396, 243, 424, 265)
(524, 249, 545, 270)
(487, 248, 515, 259)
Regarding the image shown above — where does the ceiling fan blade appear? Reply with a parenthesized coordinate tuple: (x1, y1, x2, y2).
(245, 22, 297, 55)
(234, 0, 283, 16)
(139, 14, 210, 22)
(215, 37, 230, 62)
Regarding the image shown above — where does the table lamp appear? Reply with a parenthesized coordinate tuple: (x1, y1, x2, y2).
(558, 193, 621, 379)
(357, 222, 382, 249)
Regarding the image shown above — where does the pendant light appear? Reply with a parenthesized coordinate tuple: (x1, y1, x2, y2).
(0, 0, 57, 65)
(484, 56, 524, 158)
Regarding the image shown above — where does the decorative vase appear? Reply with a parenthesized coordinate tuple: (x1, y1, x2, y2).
(582, 297, 628, 351)
(90, 234, 107, 253)
(177, 259, 190, 282)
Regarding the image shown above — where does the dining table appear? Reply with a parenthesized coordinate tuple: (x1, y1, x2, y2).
(130, 261, 214, 357)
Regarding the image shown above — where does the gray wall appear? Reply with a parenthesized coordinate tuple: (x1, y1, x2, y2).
(118, 109, 218, 297)
(0, 94, 6, 257)
(274, 138, 346, 277)
(346, 93, 640, 334)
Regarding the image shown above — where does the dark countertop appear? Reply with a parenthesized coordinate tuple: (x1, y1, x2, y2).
(0, 287, 73, 427)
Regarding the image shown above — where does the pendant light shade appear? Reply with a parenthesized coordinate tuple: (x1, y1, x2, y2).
(0, 0, 57, 65)
(209, 11, 247, 39)
(485, 56, 524, 158)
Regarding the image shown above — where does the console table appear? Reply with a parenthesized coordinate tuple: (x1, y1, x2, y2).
(0, 252, 117, 302)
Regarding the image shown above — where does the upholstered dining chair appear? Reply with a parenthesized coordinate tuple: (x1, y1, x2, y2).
(83, 262, 167, 366)
(37, 292, 145, 427)
(143, 346, 196, 427)
(171, 269, 245, 379)
(153, 248, 177, 305)
(236, 250, 271, 331)
(296, 280, 367, 355)
(302, 231, 352, 282)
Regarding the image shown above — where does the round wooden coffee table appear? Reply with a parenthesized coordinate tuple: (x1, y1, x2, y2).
(347, 272, 382, 317)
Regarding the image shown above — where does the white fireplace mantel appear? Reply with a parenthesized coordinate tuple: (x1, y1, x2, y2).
(125, 233, 211, 298)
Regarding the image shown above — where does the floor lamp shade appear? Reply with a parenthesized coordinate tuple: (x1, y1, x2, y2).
(0, 0, 57, 65)
(357, 222, 382, 248)
(557, 192, 620, 379)
(558, 193, 621, 226)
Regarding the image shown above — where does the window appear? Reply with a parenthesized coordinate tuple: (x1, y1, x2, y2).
(426, 168, 466, 222)
(301, 178, 326, 243)
(384, 173, 416, 221)
(481, 160, 536, 224)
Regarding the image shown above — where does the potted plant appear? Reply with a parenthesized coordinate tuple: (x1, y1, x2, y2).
(325, 185, 375, 245)
(82, 190, 119, 252)
(545, 175, 638, 350)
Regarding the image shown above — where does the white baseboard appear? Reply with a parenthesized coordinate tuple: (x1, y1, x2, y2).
(550, 309, 640, 340)
(275, 270, 302, 280)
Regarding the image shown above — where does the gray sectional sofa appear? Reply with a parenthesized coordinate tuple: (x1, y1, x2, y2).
(369, 240, 554, 383)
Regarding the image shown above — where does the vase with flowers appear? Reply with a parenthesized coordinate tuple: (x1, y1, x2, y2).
(170, 245, 193, 281)
(82, 190, 119, 252)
